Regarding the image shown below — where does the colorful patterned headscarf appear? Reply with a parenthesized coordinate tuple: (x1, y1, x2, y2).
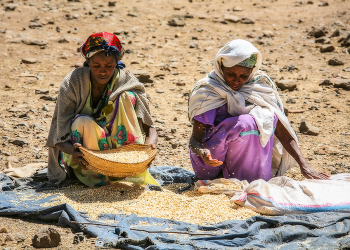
(81, 32, 125, 68)
(237, 54, 257, 68)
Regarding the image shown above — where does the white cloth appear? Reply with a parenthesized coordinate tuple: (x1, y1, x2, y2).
(188, 39, 297, 177)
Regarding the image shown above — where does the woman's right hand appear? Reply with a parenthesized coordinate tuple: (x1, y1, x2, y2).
(198, 148, 223, 167)
(71, 143, 89, 170)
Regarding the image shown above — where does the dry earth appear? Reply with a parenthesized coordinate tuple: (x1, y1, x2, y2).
(0, 0, 350, 248)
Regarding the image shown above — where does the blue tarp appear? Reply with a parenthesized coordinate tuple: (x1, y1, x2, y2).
(1, 166, 350, 249)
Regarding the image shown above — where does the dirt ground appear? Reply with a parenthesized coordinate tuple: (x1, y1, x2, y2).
(0, 0, 350, 248)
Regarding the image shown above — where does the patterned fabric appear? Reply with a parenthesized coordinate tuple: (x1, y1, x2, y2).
(237, 54, 257, 68)
(80, 32, 125, 62)
(61, 91, 158, 187)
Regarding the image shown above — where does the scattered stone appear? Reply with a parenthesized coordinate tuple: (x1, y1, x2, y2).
(315, 36, 330, 44)
(330, 29, 340, 37)
(299, 120, 321, 136)
(333, 79, 350, 90)
(35, 89, 50, 95)
(32, 228, 61, 248)
(189, 42, 198, 49)
(319, 79, 333, 86)
(341, 34, 350, 47)
(10, 139, 29, 147)
(318, 1, 329, 6)
(232, 6, 243, 11)
(314, 145, 339, 155)
(168, 18, 185, 27)
(343, 67, 350, 72)
(22, 38, 48, 46)
(58, 36, 70, 43)
(171, 142, 179, 149)
(276, 79, 297, 91)
(22, 58, 37, 64)
(108, 1, 116, 6)
(5, 3, 17, 11)
(223, 15, 240, 23)
(241, 17, 255, 24)
(133, 70, 153, 83)
(328, 58, 344, 66)
(308, 29, 326, 38)
(29, 21, 42, 29)
(40, 96, 57, 101)
(263, 30, 274, 38)
(156, 89, 164, 94)
(0, 228, 8, 233)
(5, 233, 15, 242)
(320, 45, 335, 53)
(286, 97, 296, 104)
(15, 234, 26, 243)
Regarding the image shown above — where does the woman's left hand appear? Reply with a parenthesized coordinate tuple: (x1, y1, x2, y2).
(300, 163, 330, 180)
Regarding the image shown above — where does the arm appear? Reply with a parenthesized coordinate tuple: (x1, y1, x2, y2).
(189, 119, 223, 167)
(55, 142, 88, 170)
(275, 120, 330, 180)
(143, 123, 158, 149)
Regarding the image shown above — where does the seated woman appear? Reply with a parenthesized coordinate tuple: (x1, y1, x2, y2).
(188, 39, 329, 183)
(46, 32, 158, 187)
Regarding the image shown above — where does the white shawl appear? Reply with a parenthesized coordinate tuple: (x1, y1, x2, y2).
(188, 39, 297, 177)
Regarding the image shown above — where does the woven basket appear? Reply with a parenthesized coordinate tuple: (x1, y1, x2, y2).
(79, 144, 158, 177)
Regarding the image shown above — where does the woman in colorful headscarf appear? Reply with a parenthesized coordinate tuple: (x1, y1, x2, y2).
(46, 32, 158, 187)
(188, 39, 329, 183)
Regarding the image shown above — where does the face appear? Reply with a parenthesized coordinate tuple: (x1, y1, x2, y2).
(87, 52, 117, 86)
(222, 65, 253, 91)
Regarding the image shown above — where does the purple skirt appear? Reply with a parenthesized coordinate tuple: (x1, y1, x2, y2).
(191, 108, 278, 183)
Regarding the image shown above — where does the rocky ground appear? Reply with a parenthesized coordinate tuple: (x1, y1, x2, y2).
(0, 0, 350, 248)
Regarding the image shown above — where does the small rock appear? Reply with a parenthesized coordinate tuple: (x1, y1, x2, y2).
(341, 34, 350, 47)
(286, 97, 296, 104)
(315, 36, 330, 44)
(318, 1, 329, 6)
(58, 36, 69, 43)
(333, 79, 350, 90)
(241, 17, 254, 24)
(22, 58, 37, 64)
(40, 96, 57, 101)
(108, 1, 116, 6)
(22, 38, 48, 46)
(276, 79, 297, 91)
(10, 139, 29, 147)
(5, 3, 17, 11)
(223, 15, 240, 23)
(29, 21, 42, 29)
(32, 228, 61, 248)
(35, 89, 49, 95)
(168, 18, 185, 27)
(156, 89, 164, 94)
(0, 228, 8, 233)
(171, 142, 179, 149)
(320, 45, 335, 53)
(263, 30, 274, 38)
(299, 120, 321, 136)
(319, 79, 333, 86)
(232, 6, 243, 11)
(189, 42, 198, 49)
(5, 233, 15, 242)
(133, 70, 153, 83)
(330, 29, 340, 37)
(328, 58, 344, 66)
(309, 29, 326, 38)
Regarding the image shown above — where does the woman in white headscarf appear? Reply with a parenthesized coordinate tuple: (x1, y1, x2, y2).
(188, 39, 329, 182)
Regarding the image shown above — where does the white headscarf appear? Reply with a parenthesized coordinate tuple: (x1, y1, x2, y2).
(188, 39, 297, 177)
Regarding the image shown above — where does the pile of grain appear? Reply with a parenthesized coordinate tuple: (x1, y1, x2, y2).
(102, 150, 149, 163)
(31, 182, 259, 225)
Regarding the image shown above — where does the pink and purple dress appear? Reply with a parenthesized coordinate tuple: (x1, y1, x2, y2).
(190, 103, 278, 183)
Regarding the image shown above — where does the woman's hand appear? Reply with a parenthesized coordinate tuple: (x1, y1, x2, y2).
(71, 143, 89, 170)
(300, 163, 330, 180)
(56, 142, 88, 170)
(198, 148, 223, 167)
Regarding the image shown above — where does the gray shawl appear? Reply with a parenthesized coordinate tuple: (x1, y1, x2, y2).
(46, 67, 154, 184)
